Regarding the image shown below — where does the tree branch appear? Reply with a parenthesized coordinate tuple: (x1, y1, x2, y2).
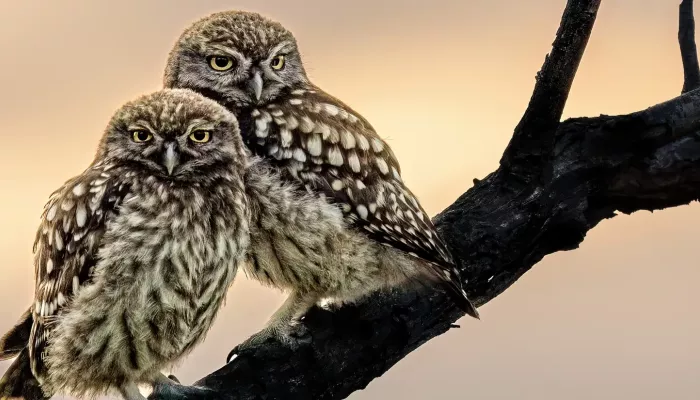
(501, 0, 601, 175)
(150, 2, 700, 399)
(680, 0, 700, 93)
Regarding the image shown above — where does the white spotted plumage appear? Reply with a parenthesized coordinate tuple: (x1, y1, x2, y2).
(237, 87, 462, 271)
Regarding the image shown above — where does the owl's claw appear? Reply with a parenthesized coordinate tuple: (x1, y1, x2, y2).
(230, 290, 316, 357)
(235, 320, 311, 354)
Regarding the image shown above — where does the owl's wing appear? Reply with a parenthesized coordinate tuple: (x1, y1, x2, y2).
(246, 87, 477, 316)
(29, 161, 130, 378)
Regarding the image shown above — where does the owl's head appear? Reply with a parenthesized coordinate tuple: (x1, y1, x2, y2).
(163, 10, 308, 108)
(99, 89, 247, 182)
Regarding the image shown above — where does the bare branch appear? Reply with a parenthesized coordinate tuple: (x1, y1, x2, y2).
(679, 0, 700, 93)
(149, 2, 700, 399)
(501, 0, 601, 173)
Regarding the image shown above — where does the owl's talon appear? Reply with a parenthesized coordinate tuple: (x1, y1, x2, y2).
(238, 321, 311, 351)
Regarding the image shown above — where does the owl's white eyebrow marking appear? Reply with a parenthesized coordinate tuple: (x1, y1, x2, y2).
(128, 121, 156, 134)
(210, 45, 248, 62)
(268, 41, 294, 58)
(185, 119, 215, 135)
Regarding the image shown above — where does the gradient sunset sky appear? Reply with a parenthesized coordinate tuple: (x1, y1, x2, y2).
(0, 1, 698, 399)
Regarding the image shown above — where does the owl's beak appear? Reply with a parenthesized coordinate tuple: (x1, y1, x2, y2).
(248, 70, 263, 102)
(162, 142, 179, 176)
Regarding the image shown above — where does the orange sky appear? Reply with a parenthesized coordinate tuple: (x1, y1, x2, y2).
(0, 1, 698, 399)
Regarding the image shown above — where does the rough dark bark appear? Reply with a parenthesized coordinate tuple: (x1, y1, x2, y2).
(680, 0, 700, 93)
(150, 1, 700, 399)
(501, 0, 601, 174)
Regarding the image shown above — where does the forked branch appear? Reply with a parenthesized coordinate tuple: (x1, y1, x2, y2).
(501, 0, 601, 173)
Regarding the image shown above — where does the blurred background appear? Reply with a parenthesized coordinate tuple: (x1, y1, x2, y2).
(0, 0, 698, 399)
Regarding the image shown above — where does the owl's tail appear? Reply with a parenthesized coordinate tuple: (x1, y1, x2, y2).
(0, 348, 46, 400)
(0, 307, 33, 361)
(0, 307, 47, 400)
(419, 264, 480, 319)
(441, 278, 480, 319)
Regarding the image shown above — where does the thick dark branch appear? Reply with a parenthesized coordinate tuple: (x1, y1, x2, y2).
(501, 0, 601, 173)
(680, 0, 700, 93)
(150, 2, 700, 399)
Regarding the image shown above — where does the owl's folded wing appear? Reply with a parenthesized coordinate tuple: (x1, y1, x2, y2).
(247, 87, 477, 316)
(29, 161, 130, 378)
(248, 88, 458, 272)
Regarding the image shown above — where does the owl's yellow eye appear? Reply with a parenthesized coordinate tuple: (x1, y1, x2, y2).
(270, 55, 285, 70)
(131, 130, 152, 143)
(208, 56, 235, 71)
(189, 130, 211, 143)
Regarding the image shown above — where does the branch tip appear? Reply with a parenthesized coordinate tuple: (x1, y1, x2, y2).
(501, 0, 601, 171)
(679, 0, 700, 93)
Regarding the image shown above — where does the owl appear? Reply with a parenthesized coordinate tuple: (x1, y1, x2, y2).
(0, 89, 251, 400)
(163, 10, 479, 319)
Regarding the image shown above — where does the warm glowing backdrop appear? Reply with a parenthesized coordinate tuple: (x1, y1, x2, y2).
(0, 1, 698, 399)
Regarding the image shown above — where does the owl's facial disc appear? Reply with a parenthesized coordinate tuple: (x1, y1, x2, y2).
(115, 119, 229, 180)
(101, 89, 245, 183)
(196, 46, 292, 106)
(165, 33, 307, 108)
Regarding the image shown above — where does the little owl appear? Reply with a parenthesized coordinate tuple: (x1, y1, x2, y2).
(162, 10, 479, 319)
